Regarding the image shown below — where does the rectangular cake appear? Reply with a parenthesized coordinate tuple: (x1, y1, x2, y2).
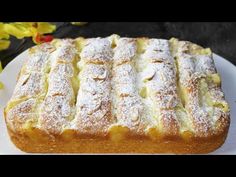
(4, 34, 230, 153)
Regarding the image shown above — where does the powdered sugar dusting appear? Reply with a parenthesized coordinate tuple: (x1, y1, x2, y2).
(12, 73, 46, 100)
(73, 40, 114, 134)
(47, 64, 74, 99)
(112, 64, 144, 128)
(175, 40, 227, 136)
(160, 109, 179, 134)
(144, 39, 173, 63)
(25, 43, 55, 73)
(38, 39, 77, 134)
(187, 89, 211, 136)
(143, 50, 173, 63)
(113, 64, 136, 97)
(147, 39, 169, 51)
(24, 52, 51, 73)
(141, 39, 180, 133)
(208, 84, 226, 104)
(195, 55, 216, 74)
(6, 99, 37, 131)
(143, 39, 178, 102)
(56, 39, 76, 62)
(113, 38, 137, 65)
(111, 38, 148, 133)
(6, 36, 229, 138)
(177, 53, 195, 87)
(145, 63, 177, 94)
(115, 96, 144, 128)
(80, 38, 113, 64)
(39, 95, 73, 133)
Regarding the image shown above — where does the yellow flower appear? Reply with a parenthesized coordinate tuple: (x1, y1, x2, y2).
(0, 62, 3, 89)
(0, 82, 3, 89)
(1, 22, 56, 49)
(36, 22, 56, 34)
(0, 23, 10, 39)
(0, 39, 10, 51)
(0, 61, 2, 72)
(4, 22, 56, 40)
(0, 23, 11, 50)
(71, 22, 87, 26)
(4, 22, 33, 39)
(31, 22, 56, 44)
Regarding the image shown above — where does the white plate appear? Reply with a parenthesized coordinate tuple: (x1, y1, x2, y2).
(0, 50, 236, 155)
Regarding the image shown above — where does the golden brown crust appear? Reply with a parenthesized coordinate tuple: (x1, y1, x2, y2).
(7, 125, 229, 154)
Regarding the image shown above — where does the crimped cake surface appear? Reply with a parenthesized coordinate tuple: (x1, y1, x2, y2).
(4, 35, 230, 153)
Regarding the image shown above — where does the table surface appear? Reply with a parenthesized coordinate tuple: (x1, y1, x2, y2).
(1, 22, 236, 67)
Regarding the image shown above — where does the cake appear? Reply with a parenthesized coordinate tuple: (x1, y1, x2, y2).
(4, 34, 230, 153)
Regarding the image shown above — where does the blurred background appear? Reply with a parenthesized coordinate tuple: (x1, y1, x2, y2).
(1, 22, 236, 68)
